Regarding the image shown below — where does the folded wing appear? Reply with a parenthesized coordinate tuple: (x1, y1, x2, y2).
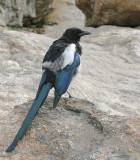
(53, 52, 80, 108)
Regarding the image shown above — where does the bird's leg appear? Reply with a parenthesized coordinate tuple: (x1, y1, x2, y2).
(67, 91, 73, 98)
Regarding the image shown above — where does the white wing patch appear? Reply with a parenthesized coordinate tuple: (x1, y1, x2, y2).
(42, 43, 76, 74)
(61, 43, 76, 69)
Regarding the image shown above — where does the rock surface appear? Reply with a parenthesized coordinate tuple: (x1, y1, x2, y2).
(0, 0, 53, 27)
(0, 26, 140, 159)
(45, 0, 85, 38)
(1, 98, 140, 160)
(76, 0, 140, 27)
(23, 0, 54, 26)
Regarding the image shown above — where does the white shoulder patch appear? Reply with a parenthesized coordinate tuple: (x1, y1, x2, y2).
(61, 43, 76, 69)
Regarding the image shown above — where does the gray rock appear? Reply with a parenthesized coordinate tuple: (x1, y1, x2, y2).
(23, 0, 54, 26)
(0, 26, 140, 159)
(0, 0, 53, 27)
(1, 98, 140, 159)
(76, 0, 140, 27)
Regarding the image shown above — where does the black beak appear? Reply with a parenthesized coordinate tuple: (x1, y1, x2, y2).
(79, 31, 91, 36)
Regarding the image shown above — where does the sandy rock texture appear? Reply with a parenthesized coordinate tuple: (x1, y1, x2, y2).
(0, 26, 140, 159)
(0, 0, 53, 27)
(76, 0, 140, 27)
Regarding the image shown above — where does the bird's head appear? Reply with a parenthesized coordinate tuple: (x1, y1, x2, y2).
(61, 27, 91, 42)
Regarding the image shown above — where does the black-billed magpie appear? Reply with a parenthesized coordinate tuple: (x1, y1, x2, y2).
(6, 27, 91, 152)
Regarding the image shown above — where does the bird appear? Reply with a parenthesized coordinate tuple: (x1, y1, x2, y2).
(6, 27, 91, 152)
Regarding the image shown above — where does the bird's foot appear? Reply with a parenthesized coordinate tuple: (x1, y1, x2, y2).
(67, 91, 73, 98)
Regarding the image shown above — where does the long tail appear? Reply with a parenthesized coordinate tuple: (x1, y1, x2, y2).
(6, 72, 52, 152)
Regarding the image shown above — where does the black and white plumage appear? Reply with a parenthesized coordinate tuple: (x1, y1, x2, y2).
(42, 42, 76, 74)
(6, 27, 91, 152)
(42, 28, 90, 73)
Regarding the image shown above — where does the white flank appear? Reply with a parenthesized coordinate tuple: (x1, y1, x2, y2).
(42, 61, 51, 69)
(76, 63, 81, 73)
(61, 43, 76, 69)
(74, 56, 81, 77)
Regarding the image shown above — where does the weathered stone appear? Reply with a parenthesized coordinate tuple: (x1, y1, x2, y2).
(1, 98, 140, 159)
(45, 0, 85, 38)
(0, 0, 36, 27)
(23, 0, 54, 26)
(0, 26, 5, 32)
(76, 0, 140, 27)
(0, 0, 53, 27)
(0, 26, 140, 159)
